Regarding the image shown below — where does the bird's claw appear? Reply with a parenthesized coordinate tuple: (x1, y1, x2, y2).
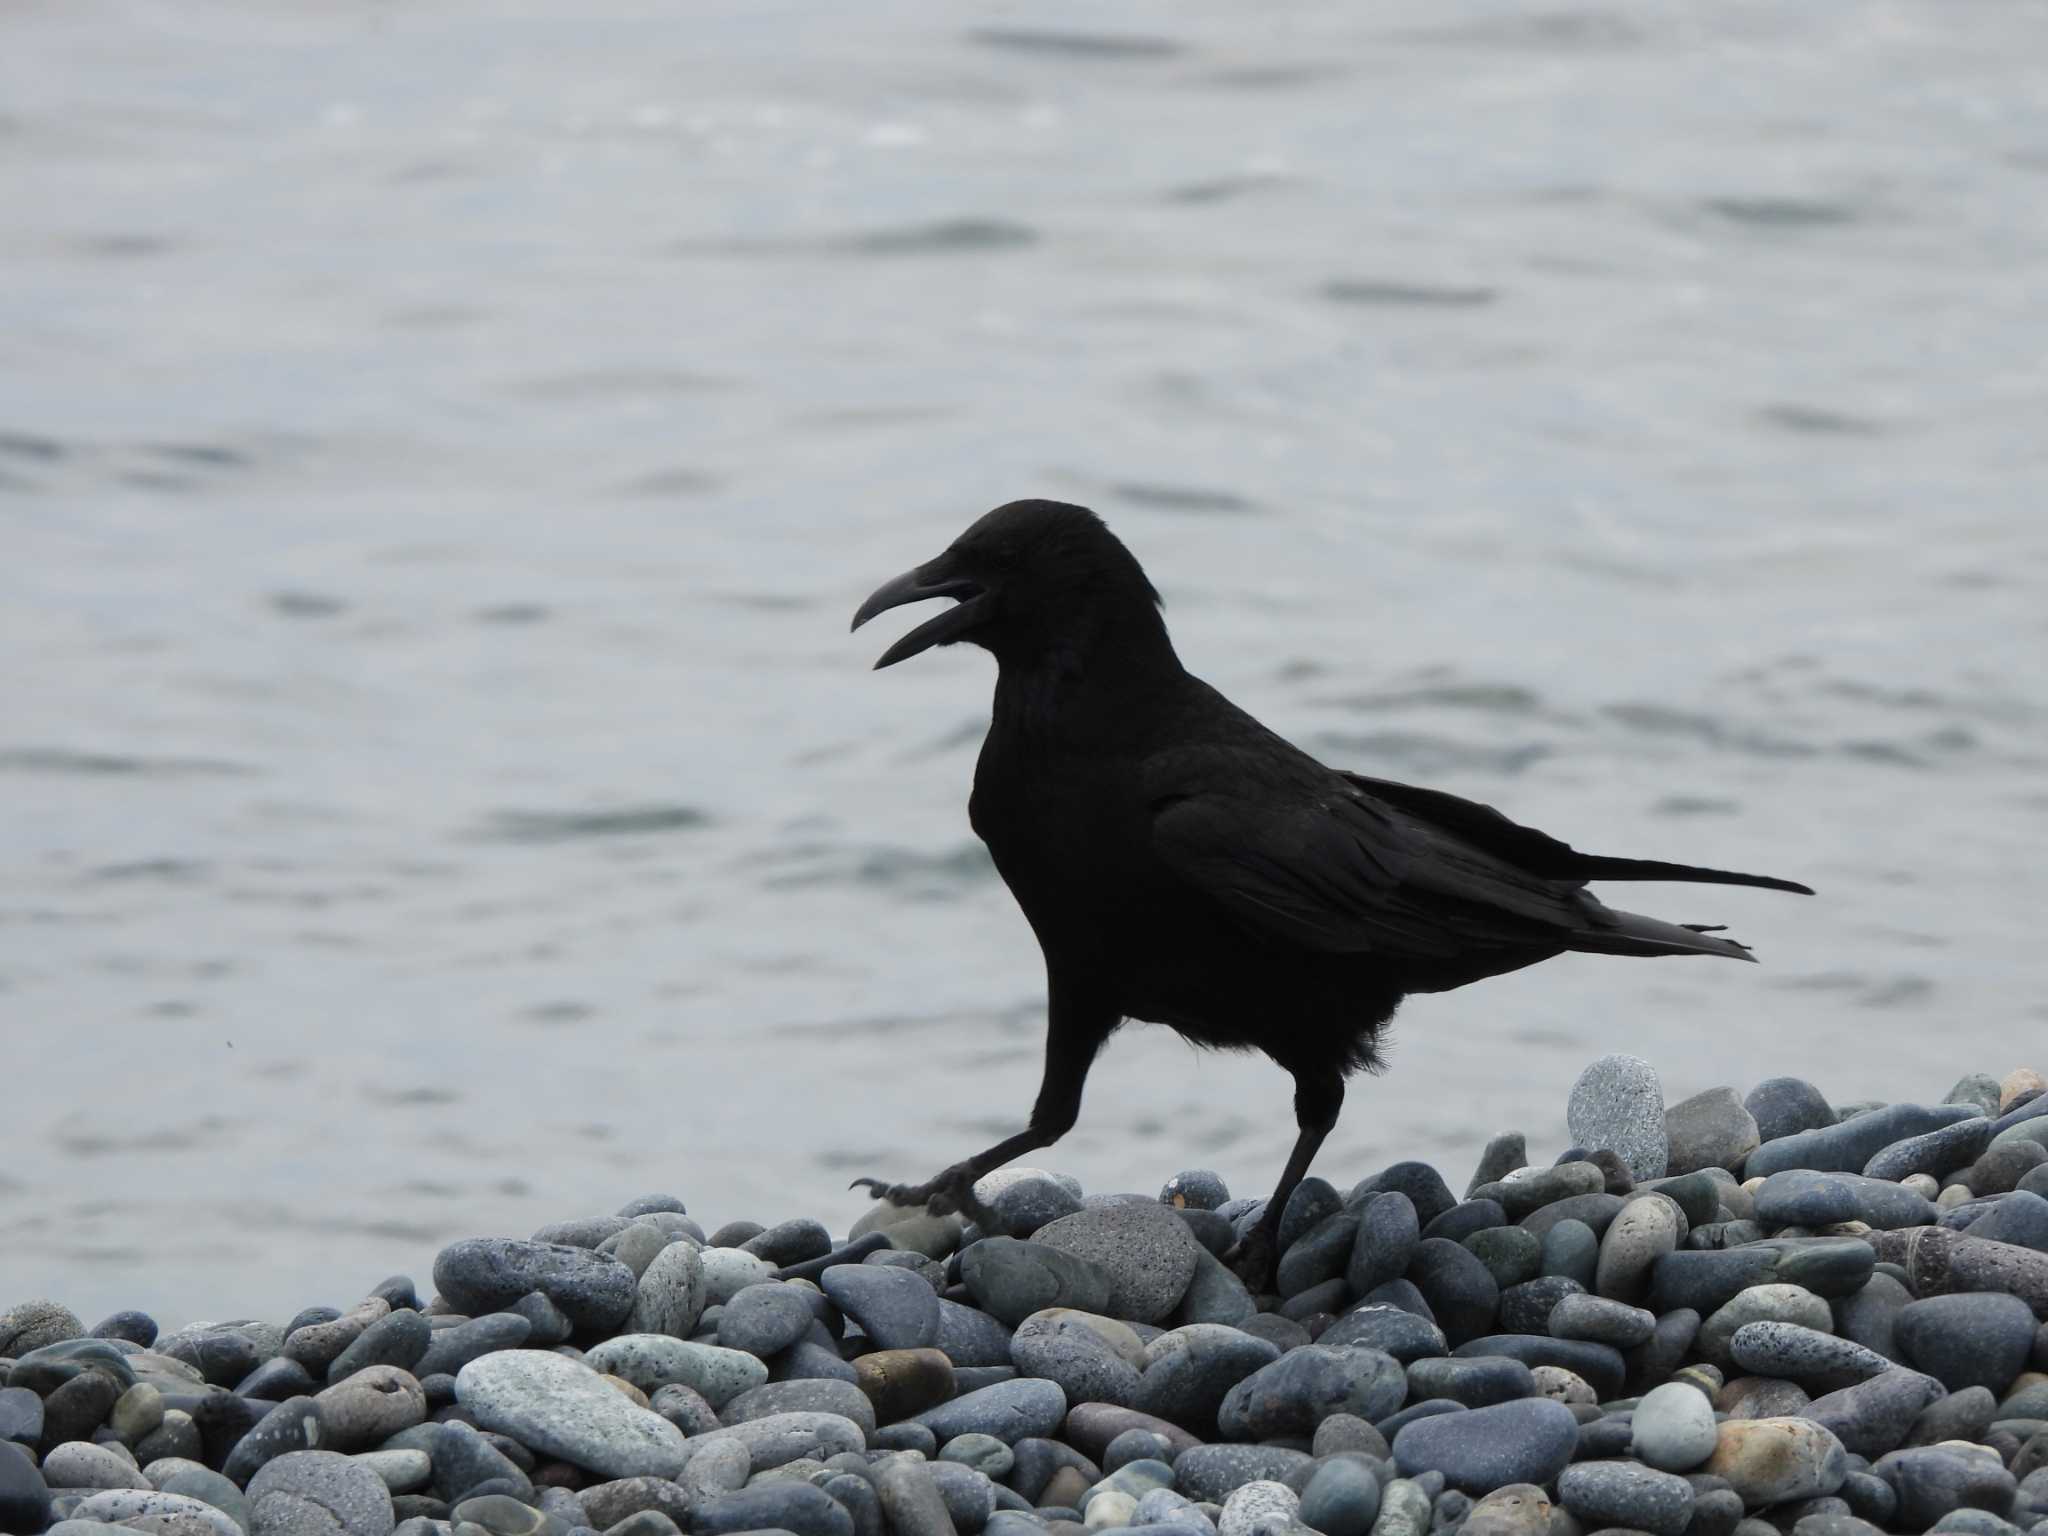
(849, 1163, 998, 1229)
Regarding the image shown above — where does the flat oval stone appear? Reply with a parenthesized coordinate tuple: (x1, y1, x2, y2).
(1746, 1103, 1979, 1180)
(1746, 1079, 1834, 1145)
(912, 1378, 1068, 1445)
(70, 1489, 240, 1536)
(853, 1348, 955, 1423)
(961, 1239, 1115, 1330)
(40, 1443, 151, 1491)
(1558, 1461, 1695, 1536)
(721, 1377, 876, 1435)
(246, 1450, 394, 1536)
(715, 1282, 814, 1357)
(1319, 1305, 1445, 1364)
(1548, 1295, 1657, 1347)
(695, 1480, 854, 1536)
(1405, 1355, 1533, 1408)
(576, 1335, 762, 1406)
(1452, 1336, 1624, 1400)
(1298, 1455, 1380, 1536)
(432, 1241, 637, 1332)
(687, 1410, 866, 1471)
(1665, 1088, 1761, 1177)
(1011, 1310, 1144, 1409)
(455, 1350, 688, 1479)
(1704, 1418, 1848, 1509)
(1596, 1198, 1681, 1305)
(1699, 1285, 1832, 1368)
(1215, 1345, 1406, 1440)
(623, 1241, 706, 1339)
(1171, 1445, 1314, 1503)
(1729, 1324, 1890, 1389)
(1802, 1369, 1947, 1458)
(1392, 1397, 1579, 1494)
(821, 1264, 940, 1350)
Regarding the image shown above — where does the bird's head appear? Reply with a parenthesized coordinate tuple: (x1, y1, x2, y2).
(851, 499, 1165, 670)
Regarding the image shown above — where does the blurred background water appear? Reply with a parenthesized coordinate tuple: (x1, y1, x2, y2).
(3, 0, 2045, 1329)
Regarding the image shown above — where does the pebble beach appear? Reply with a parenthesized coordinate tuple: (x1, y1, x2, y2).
(4, 1056, 2047, 1536)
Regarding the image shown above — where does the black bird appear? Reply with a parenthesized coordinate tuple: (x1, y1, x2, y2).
(850, 499, 1812, 1282)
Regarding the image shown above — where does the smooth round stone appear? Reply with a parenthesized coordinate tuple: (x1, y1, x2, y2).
(819, 1264, 940, 1350)
(1666, 1089, 1762, 1177)
(1065, 1404, 1203, 1466)
(1161, 1172, 1230, 1212)
(108, 1383, 164, 1446)
(0, 1445, 50, 1534)
(313, 1367, 426, 1451)
(912, 1378, 1068, 1445)
(41, 1443, 150, 1492)
(1799, 1368, 1945, 1460)
(1464, 1228, 1542, 1292)
(936, 1298, 1017, 1369)
(739, 1218, 832, 1267)
(1547, 1295, 1656, 1348)
(1865, 1118, 1998, 1183)
(1407, 1239, 1499, 1346)
(413, 1314, 533, 1381)
(1405, 1355, 1534, 1408)
(1171, 1447, 1314, 1503)
(454, 1351, 687, 1479)
(1463, 1484, 1551, 1536)
(327, 1311, 430, 1386)
(70, 1488, 241, 1536)
(0, 1300, 85, 1356)
(874, 1456, 956, 1536)
(88, 1313, 158, 1349)
(1348, 1194, 1421, 1297)
(1746, 1079, 1835, 1145)
(1216, 1480, 1297, 1536)
(1630, 1382, 1719, 1472)
(695, 1481, 854, 1536)
(1293, 1459, 1378, 1536)
(1319, 1306, 1445, 1364)
(1012, 1310, 1145, 1409)
(1558, 1462, 1694, 1536)
(598, 1220, 674, 1283)
(1528, 1365, 1593, 1405)
(1034, 1205, 1204, 1325)
(1391, 1397, 1576, 1494)
(621, 1241, 705, 1339)
(1568, 1056, 1668, 1182)
(1873, 1445, 2018, 1531)
(1699, 1285, 1832, 1368)
(0, 1387, 45, 1446)
(432, 1241, 637, 1333)
(246, 1451, 394, 1536)
(715, 1283, 815, 1357)
(852, 1347, 955, 1423)
(1596, 1197, 1681, 1305)
(941, 1431, 1018, 1479)
(1704, 1419, 1848, 1509)
(721, 1377, 876, 1435)
(1500, 1277, 1586, 1337)
(962, 1239, 1116, 1329)
(1897, 1293, 2039, 1394)
(965, 1169, 1083, 1237)
(1216, 1345, 1406, 1440)
(582, 1336, 764, 1406)
(686, 1249, 771, 1310)
(1133, 1325, 1280, 1432)
(1422, 1198, 1508, 1247)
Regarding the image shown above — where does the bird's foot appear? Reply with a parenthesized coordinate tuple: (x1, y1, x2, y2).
(1224, 1225, 1279, 1292)
(849, 1161, 997, 1229)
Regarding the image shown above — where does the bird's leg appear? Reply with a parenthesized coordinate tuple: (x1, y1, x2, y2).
(1228, 1069, 1344, 1289)
(851, 994, 1105, 1231)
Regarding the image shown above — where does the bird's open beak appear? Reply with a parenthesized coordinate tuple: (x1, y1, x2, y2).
(851, 556, 989, 669)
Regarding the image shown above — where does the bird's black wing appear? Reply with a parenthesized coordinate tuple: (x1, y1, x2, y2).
(1146, 748, 1582, 961)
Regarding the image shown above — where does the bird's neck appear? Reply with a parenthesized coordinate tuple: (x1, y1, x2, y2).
(989, 603, 1183, 740)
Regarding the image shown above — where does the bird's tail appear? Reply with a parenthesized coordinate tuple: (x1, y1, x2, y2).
(1573, 854, 1813, 895)
(1569, 903, 1763, 962)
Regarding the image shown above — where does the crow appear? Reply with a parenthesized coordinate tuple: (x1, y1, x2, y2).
(849, 499, 1812, 1283)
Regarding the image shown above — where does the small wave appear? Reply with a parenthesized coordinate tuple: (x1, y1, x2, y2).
(1322, 279, 1499, 308)
(0, 747, 253, 778)
(758, 840, 996, 896)
(837, 218, 1038, 255)
(1110, 482, 1259, 516)
(480, 805, 711, 843)
(0, 431, 64, 461)
(965, 27, 1183, 60)
(271, 591, 347, 618)
(1162, 175, 1295, 205)
(1756, 403, 1886, 436)
(1703, 197, 1861, 229)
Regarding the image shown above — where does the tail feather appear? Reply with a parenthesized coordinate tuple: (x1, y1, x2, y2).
(1574, 855, 1813, 896)
(1571, 904, 1763, 961)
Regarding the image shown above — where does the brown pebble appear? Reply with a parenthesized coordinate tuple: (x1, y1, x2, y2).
(853, 1347, 955, 1423)
(599, 1374, 650, 1408)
